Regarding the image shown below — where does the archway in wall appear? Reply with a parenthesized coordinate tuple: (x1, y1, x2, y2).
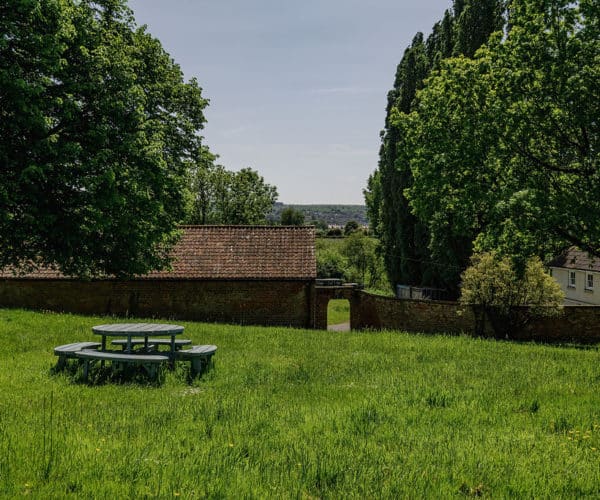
(327, 299, 350, 331)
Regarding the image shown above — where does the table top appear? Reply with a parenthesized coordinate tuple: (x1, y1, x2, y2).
(92, 323, 184, 337)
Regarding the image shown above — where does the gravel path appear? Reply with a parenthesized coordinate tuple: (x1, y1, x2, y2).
(328, 322, 350, 332)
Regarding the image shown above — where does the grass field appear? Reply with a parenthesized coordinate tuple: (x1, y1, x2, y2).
(327, 299, 350, 326)
(1, 308, 600, 497)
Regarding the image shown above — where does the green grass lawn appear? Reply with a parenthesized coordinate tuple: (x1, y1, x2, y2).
(2, 308, 600, 497)
(327, 299, 350, 326)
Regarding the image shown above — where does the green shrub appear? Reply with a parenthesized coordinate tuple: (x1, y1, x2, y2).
(341, 233, 386, 289)
(459, 252, 564, 337)
(317, 250, 347, 279)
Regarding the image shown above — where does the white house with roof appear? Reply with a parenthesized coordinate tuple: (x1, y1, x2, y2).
(549, 247, 600, 305)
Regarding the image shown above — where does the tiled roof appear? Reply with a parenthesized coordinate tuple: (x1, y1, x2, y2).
(0, 226, 317, 280)
(549, 247, 600, 273)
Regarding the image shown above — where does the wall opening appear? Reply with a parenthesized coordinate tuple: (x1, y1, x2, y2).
(327, 299, 350, 331)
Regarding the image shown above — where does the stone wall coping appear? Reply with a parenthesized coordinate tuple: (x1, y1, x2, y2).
(358, 290, 460, 306)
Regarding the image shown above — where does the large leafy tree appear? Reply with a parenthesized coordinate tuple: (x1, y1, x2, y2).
(367, 0, 505, 294)
(453, 0, 505, 57)
(0, 0, 207, 277)
(370, 33, 430, 289)
(280, 207, 305, 226)
(407, 0, 599, 279)
(186, 149, 278, 226)
(484, 0, 600, 258)
(403, 56, 497, 289)
(224, 168, 278, 225)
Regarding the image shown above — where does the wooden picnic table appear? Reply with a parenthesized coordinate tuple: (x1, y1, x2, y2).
(92, 323, 184, 359)
(53, 323, 217, 381)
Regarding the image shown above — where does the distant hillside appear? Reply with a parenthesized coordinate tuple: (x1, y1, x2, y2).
(269, 203, 368, 227)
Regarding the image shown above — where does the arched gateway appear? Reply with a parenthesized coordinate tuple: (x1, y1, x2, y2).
(314, 283, 361, 330)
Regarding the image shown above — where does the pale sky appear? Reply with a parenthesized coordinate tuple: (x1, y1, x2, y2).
(127, 0, 451, 204)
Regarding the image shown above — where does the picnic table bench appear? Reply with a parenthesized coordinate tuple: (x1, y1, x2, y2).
(75, 349, 169, 381)
(52, 323, 217, 383)
(175, 345, 217, 377)
(93, 323, 184, 356)
(54, 341, 102, 370)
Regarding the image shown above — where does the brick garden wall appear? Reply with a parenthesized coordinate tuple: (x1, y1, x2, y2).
(3, 280, 600, 342)
(314, 285, 358, 330)
(512, 306, 600, 343)
(0, 279, 315, 328)
(352, 291, 480, 334)
(352, 291, 600, 343)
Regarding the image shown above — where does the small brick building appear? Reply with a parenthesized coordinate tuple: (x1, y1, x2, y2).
(0, 226, 317, 328)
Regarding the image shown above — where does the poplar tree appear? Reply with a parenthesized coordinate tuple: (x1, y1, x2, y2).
(367, 0, 506, 295)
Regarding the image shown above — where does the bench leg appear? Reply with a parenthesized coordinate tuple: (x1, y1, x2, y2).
(56, 355, 67, 371)
(82, 360, 90, 381)
(144, 364, 158, 381)
(190, 358, 201, 377)
(190, 355, 213, 377)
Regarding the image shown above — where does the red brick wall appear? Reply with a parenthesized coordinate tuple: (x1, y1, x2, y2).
(512, 306, 600, 343)
(353, 291, 478, 334)
(353, 291, 600, 343)
(3, 280, 599, 342)
(0, 279, 314, 328)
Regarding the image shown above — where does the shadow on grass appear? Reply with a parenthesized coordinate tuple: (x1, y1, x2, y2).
(50, 359, 214, 386)
(483, 336, 600, 352)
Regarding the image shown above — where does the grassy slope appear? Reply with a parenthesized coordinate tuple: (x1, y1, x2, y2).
(1, 309, 600, 497)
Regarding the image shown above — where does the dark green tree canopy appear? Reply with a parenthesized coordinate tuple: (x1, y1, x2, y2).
(343, 220, 360, 236)
(0, 0, 207, 278)
(407, 0, 599, 275)
(280, 207, 305, 226)
(186, 149, 278, 226)
(368, 0, 506, 294)
(368, 0, 597, 295)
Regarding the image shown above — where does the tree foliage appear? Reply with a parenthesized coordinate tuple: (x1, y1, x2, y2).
(407, 0, 599, 275)
(316, 235, 387, 290)
(459, 252, 564, 337)
(369, 0, 598, 293)
(340, 232, 383, 288)
(0, 0, 207, 277)
(367, 0, 505, 293)
(316, 248, 346, 281)
(343, 220, 360, 236)
(280, 207, 305, 226)
(186, 149, 278, 225)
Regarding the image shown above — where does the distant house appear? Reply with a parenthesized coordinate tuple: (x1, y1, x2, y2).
(0, 226, 318, 327)
(549, 247, 600, 305)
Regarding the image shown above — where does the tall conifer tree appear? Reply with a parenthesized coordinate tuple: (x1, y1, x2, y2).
(367, 0, 506, 294)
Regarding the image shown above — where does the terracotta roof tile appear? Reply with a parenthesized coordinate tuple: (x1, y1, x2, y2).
(0, 226, 317, 280)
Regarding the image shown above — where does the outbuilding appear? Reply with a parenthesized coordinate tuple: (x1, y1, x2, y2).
(0, 226, 317, 327)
